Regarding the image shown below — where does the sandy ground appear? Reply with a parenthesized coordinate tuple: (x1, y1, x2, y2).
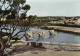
(11, 49, 80, 56)
(8, 42, 80, 56)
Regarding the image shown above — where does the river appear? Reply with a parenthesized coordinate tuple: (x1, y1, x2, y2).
(1, 26, 80, 44)
(27, 28, 80, 44)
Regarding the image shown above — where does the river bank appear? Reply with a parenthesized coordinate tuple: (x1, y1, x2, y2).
(10, 40, 80, 50)
(39, 26, 80, 35)
(7, 41, 80, 56)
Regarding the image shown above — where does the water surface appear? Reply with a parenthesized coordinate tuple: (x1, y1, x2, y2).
(2, 27, 80, 44)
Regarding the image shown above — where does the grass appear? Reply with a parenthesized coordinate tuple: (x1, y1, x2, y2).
(40, 26, 80, 35)
(48, 23, 80, 28)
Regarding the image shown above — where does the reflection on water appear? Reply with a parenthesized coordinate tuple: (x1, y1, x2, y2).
(44, 31, 80, 44)
(1, 26, 80, 44)
(29, 28, 80, 44)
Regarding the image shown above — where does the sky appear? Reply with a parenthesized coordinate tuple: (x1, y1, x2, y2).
(26, 0, 80, 16)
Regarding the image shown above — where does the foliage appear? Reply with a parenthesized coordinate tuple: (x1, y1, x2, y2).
(0, 31, 11, 36)
(2, 37, 8, 44)
(19, 13, 26, 20)
(22, 4, 30, 10)
(0, 0, 30, 20)
(25, 15, 37, 26)
(0, 0, 31, 56)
